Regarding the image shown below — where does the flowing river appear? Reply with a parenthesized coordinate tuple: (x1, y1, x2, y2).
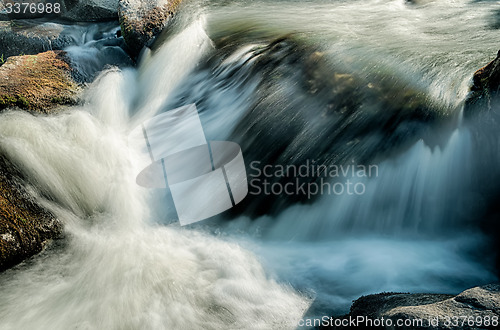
(0, 0, 499, 328)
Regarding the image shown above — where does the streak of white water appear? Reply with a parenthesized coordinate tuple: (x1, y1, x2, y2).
(132, 17, 214, 125)
(231, 129, 476, 239)
(207, 0, 499, 108)
(63, 23, 133, 82)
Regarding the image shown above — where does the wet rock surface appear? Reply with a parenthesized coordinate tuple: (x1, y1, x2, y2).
(118, 0, 183, 56)
(0, 50, 80, 112)
(0, 20, 77, 59)
(464, 50, 500, 117)
(0, 154, 62, 272)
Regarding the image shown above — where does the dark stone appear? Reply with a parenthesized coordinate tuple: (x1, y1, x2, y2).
(464, 50, 500, 117)
(207, 35, 449, 217)
(0, 20, 77, 59)
(61, 0, 118, 22)
(0, 154, 62, 272)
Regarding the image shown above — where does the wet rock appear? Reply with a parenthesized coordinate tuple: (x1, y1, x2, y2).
(0, 20, 77, 59)
(322, 284, 500, 329)
(0, 50, 81, 113)
(0, 154, 62, 272)
(464, 50, 500, 117)
(405, 0, 435, 5)
(118, 0, 183, 57)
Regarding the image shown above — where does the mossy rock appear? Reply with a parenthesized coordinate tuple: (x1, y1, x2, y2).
(0, 154, 62, 272)
(0, 50, 81, 113)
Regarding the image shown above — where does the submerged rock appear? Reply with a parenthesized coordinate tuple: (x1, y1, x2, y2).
(0, 155, 62, 272)
(322, 284, 500, 329)
(464, 50, 500, 116)
(118, 0, 183, 56)
(208, 35, 448, 216)
(0, 50, 80, 113)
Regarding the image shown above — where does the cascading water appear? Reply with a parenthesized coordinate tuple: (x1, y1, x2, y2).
(0, 0, 499, 328)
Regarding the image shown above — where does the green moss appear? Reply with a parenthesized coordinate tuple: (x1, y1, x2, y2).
(0, 51, 80, 113)
(16, 215, 26, 224)
(15, 95, 29, 108)
(0, 94, 30, 109)
(0, 95, 18, 109)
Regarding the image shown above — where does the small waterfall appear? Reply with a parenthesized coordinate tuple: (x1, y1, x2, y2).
(132, 16, 214, 124)
(0, 19, 311, 330)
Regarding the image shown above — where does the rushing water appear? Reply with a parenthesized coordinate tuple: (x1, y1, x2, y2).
(0, 0, 499, 328)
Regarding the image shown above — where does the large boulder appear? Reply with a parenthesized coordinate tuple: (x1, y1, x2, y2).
(211, 35, 444, 217)
(0, 50, 81, 113)
(118, 0, 183, 56)
(464, 50, 500, 117)
(323, 284, 500, 329)
(0, 154, 62, 272)
(62, 0, 119, 22)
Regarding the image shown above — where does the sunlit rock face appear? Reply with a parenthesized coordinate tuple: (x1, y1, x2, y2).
(119, 0, 183, 57)
(465, 50, 500, 117)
